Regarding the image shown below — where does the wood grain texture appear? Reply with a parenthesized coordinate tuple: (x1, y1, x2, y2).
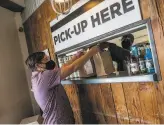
(121, 0, 161, 124)
(150, 0, 164, 123)
(138, 83, 160, 124)
(63, 84, 81, 111)
(99, 84, 118, 123)
(137, 1, 161, 123)
(73, 110, 83, 124)
(89, 84, 104, 113)
(111, 84, 129, 124)
(23, 0, 164, 124)
(122, 83, 143, 124)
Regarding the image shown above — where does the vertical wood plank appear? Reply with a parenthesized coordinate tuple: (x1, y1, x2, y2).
(155, 0, 164, 35)
(94, 114, 106, 124)
(139, 0, 151, 19)
(77, 84, 117, 123)
(64, 84, 83, 124)
(99, 84, 118, 123)
(91, 84, 105, 113)
(39, 1, 56, 60)
(138, 83, 160, 124)
(149, 0, 164, 123)
(123, 83, 143, 124)
(63, 84, 81, 111)
(85, 84, 100, 113)
(73, 110, 83, 124)
(111, 84, 129, 124)
(155, 83, 164, 123)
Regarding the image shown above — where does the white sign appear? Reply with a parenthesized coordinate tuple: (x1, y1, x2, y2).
(51, 0, 141, 53)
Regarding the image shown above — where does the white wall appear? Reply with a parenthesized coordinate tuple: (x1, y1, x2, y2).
(0, 7, 33, 124)
(15, 13, 41, 115)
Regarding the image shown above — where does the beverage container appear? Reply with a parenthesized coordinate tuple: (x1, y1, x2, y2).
(58, 57, 64, 68)
(113, 61, 119, 76)
(144, 43, 155, 73)
(130, 55, 140, 75)
(138, 45, 147, 74)
(139, 44, 145, 56)
(138, 58, 146, 74)
(125, 57, 131, 76)
(126, 61, 131, 76)
(75, 70, 80, 78)
(130, 45, 138, 57)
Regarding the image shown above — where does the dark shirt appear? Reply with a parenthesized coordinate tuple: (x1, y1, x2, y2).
(108, 43, 130, 71)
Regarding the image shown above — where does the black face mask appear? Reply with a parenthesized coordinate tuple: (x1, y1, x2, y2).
(122, 39, 133, 50)
(45, 60, 56, 70)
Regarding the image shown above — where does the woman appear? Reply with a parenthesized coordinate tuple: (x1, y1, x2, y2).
(25, 45, 101, 124)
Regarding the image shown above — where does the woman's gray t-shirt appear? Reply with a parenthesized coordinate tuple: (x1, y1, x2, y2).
(31, 68, 74, 124)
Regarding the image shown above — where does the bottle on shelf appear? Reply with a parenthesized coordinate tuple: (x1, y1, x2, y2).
(129, 45, 139, 75)
(75, 70, 80, 78)
(144, 43, 155, 73)
(130, 55, 140, 75)
(138, 45, 147, 74)
(129, 48, 140, 75)
(130, 45, 138, 57)
(125, 57, 131, 76)
(58, 57, 64, 68)
(139, 44, 145, 56)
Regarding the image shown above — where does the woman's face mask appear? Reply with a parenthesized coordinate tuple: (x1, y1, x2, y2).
(45, 60, 56, 70)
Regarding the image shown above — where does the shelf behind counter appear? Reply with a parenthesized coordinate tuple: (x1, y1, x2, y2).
(61, 71, 158, 85)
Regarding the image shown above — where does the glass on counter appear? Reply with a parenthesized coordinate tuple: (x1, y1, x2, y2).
(113, 61, 119, 76)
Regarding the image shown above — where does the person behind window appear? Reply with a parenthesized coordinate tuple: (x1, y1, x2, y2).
(121, 34, 134, 51)
(100, 34, 134, 71)
(25, 45, 105, 124)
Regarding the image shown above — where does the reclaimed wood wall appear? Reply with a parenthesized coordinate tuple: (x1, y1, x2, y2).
(23, 0, 164, 124)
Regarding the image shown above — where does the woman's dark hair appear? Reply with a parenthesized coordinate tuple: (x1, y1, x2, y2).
(121, 34, 134, 50)
(25, 52, 45, 71)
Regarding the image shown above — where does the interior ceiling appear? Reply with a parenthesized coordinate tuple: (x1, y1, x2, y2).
(108, 29, 148, 47)
(0, 0, 25, 12)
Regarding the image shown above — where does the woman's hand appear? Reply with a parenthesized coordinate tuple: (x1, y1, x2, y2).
(89, 45, 100, 54)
